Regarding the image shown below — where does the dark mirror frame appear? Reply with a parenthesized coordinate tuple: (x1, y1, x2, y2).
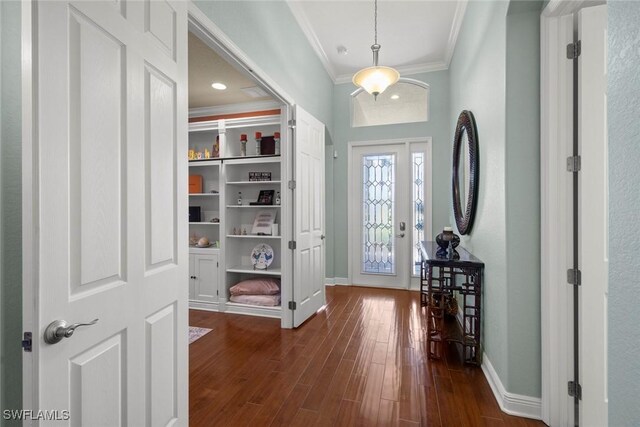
(452, 110, 479, 235)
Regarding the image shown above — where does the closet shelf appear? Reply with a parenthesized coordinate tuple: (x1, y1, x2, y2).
(226, 180, 281, 185)
(226, 235, 281, 239)
(227, 205, 281, 209)
(189, 222, 220, 225)
(226, 265, 281, 276)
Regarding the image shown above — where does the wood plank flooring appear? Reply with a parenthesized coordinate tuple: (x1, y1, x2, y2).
(189, 286, 545, 426)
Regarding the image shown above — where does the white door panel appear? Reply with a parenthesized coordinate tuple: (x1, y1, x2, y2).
(578, 4, 608, 426)
(25, 1, 188, 425)
(293, 106, 325, 327)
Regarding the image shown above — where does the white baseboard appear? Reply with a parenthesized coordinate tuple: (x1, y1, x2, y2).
(481, 354, 543, 420)
(325, 277, 349, 286)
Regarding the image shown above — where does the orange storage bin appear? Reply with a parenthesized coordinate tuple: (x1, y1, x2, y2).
(189, 175, 203, 194)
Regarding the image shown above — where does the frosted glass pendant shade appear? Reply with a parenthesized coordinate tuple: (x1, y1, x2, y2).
(352, 66, 400, 97)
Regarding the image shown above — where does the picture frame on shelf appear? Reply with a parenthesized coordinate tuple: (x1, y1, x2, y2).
(251, 210, 277, 235)
(250, 190, 275, 206)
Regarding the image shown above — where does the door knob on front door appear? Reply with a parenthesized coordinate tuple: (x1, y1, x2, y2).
(44, 318, 99, 344)
(399, 222, 406, 231)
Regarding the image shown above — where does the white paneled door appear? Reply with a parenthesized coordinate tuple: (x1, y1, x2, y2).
(579, 5, 608, 426)
(23, 1, 188, 425)
(293, 106, 325, 327)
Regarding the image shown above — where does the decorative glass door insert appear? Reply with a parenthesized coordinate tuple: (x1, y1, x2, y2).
(362, 154, 395, 274)
(412, 152, 425, 275)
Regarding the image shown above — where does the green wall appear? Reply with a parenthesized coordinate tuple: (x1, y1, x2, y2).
(449, 0, 542, 397)
(608, 2, 640, 424)
(1, 0, 22, 420)
(329, 71, 451, 280)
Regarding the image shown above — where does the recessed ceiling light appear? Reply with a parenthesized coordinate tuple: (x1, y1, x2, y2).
(390, 94, 400, 100)
(211, 82, 227, 90)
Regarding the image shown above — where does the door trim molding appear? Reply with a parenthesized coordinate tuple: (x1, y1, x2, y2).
(540, 1, 600, 424)
(187, 2, 297, 328)
(347, 137, 432, 289)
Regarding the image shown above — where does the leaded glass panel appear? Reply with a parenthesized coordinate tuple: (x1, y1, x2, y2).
(362, 154, 395, 274)
(412, 152, 425, 276)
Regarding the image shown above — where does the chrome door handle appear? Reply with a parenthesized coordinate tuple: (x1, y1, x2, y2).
(320, 234, 325, 240)
(44, 318, 99, 344)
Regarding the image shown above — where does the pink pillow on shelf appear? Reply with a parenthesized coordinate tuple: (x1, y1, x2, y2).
(229, 278, 281, 296)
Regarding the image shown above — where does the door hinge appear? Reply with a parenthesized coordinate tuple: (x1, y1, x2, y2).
(567, 268, 582, 286)
(288, 301, 297, 310)
(566, 155, 581, 172)
(567, 41, 581, 59)
(288, 119, 296, 129)
(288, 240, 297, 250)
(22, 332, 32, 352)
(568, 381, 582, 399)
(288, 180, 296, 190)
(217, 261, 219, 268)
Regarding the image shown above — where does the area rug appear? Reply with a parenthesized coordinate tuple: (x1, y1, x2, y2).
(189, 326, 212, 344)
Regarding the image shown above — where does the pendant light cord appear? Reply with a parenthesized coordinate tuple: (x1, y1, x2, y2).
(374, 0, 378, 45)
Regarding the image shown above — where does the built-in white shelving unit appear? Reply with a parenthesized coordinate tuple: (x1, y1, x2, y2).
(187, 111, 286, 317)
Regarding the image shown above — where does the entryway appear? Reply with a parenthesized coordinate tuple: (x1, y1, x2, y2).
(348, 139, 432, 289)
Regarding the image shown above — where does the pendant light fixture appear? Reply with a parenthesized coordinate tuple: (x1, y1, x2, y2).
(352, 0, 400, 99)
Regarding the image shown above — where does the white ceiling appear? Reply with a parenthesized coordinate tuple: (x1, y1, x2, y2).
(287, 0, 467, 83)
(188, 32, 273, 108)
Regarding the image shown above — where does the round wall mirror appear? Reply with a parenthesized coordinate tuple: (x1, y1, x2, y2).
(452, 110, 479, 235)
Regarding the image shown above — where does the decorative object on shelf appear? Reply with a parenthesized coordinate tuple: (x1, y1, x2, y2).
(196, 237, 214, 248)
(240, 134, 247, 157)
(189, 175, 203, 194)
(435, 226, 460, 259)
(188, 149, 196, 160)
(352, 0, 400, 99)
(189, 206, 201, 223)
(255, 132, 262, 155)
(196, 152, 203, 160)
(237, 192, 243, 205)
(189, 233, 199, 246)
(271, 224, 279, 236)
(249, 172, 272, 182)
(252, 210, 277, 235)
(242, 228, 247, 235)
(251, 243, 274, 270)
(250, 190, 275, 206)
(452, 110, 479, 235)
(274, 132, 280, 155)
(212, 135, 220, 158)
(275, 191, 281, 205)
(210, 217, 220, 223)
(232, 227, 237, 235)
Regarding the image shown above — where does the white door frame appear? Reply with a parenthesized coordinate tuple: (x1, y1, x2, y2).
(540, 1, 605, 425)
(186, 3, 298, 328)
(347, 137, 432, 290)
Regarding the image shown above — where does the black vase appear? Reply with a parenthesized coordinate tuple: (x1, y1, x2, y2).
(436, 228, 460, 258)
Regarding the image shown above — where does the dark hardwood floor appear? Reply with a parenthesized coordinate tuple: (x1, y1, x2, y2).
(189, 286, 545, 426)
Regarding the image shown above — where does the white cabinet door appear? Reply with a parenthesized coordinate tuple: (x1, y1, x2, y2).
(194, 254, 219, 302)
(23, 1, 188, 425)
(293, 106, 325, 327)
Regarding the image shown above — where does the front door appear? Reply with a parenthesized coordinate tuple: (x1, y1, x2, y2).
(349, 141, 431, 289)
(23, 1, 188, 424)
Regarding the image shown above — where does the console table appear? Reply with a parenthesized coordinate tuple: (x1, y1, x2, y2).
(420, 241, 484, 365)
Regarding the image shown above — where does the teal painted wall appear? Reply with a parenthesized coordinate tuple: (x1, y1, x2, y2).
(449, 0, 542, 397)
(329, 71, 451, 280)
(505, 5, 541, 397)
(0, 0, 22, 420)
(608, 2, 640, 424)
(449, 0, 510, 392)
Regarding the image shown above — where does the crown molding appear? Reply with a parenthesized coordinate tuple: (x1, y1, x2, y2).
(334, 61, 448, 85)
(189, 100, 281, 118)
(445, 0, 468, 67)
(286, 0, 337, 82)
